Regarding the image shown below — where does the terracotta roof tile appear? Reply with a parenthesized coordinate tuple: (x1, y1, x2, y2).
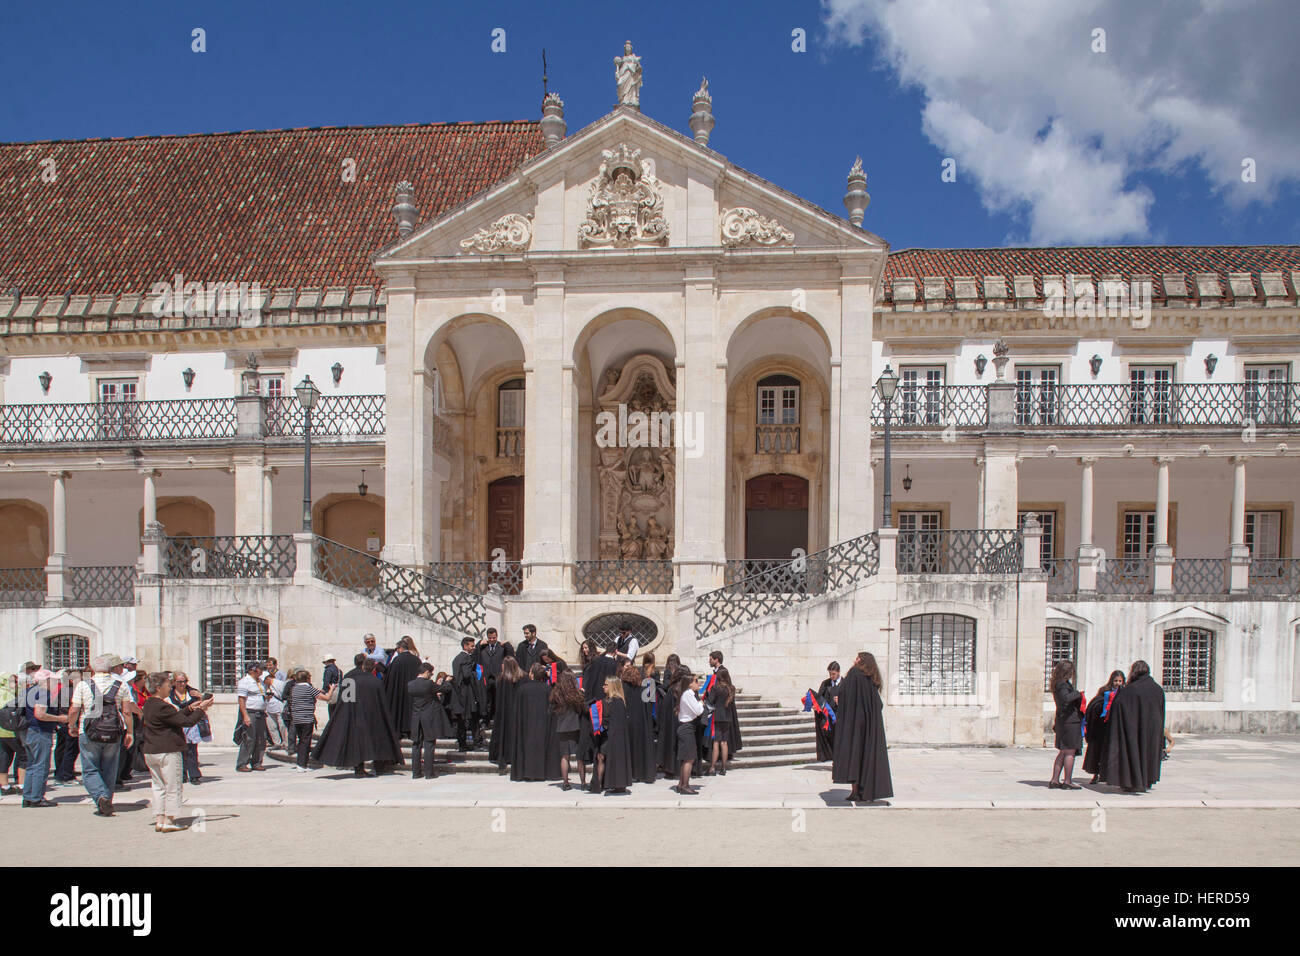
(0, 121, 545, 296)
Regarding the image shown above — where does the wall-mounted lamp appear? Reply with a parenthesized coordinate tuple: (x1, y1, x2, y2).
(974, 354, 988, 378)
(902, 464, 913, 492)
(38, 370, 52, 394)
(331, 362, 344, 387)
(1204, 354, 1218, 377)
(358, 469, 368, 497)
(182, 367, 196, 390)
(1089, 354, 1103, 378)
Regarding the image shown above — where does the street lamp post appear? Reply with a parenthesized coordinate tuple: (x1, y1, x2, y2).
(877, 365, 899, 528)
(295, 375, 321, 533)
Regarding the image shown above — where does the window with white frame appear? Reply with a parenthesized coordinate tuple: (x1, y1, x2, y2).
(201, 616, 269, 693)
(899, 613, 976, 695)
(1128, 365, 1174, 424)
(1015, 366, 1060, 425)
(757, 375, 800, 425)
(898, 510, 942, 573)
(498, 378, 525, 429)
(1044, 627, 1078, 692)
(1245, 510, 1284, 576)
(96, 378, 139, 440)
(45, 634, 90, 671)
(97, 378, 138, 403)
(1243, 364, 1289, 426)
(1162, 626, 1214, 693)
(1122, 510, 1157, 563)
(899, 367, 945, 425)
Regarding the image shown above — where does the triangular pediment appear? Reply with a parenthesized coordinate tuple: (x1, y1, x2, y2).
(374, 108, 885, 267)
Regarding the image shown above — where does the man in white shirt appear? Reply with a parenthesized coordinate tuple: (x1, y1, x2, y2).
(66, 654, 138, 817)
(613, 625, 640, 665)
(236, 662, 268, 772)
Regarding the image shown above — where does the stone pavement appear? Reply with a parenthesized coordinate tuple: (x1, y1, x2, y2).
(7, 733, 1298, 811)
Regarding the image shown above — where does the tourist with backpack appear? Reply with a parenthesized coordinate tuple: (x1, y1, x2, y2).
(20, 668, 69, 807)
(0, 671, 27, 795)
(67, 654, 138, 817)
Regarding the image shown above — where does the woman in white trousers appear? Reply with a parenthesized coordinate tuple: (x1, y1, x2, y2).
(140, 672, 213, 832)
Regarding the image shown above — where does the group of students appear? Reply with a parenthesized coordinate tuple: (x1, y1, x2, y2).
(1048, 658, 1169, 793)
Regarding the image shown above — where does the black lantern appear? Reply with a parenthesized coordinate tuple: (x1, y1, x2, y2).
(974, 354, 987, 378)
(358, 469, 368, 497)
(1089, 354, 1103, 377)
(902, 464, 913, 492)
(39, 370, 52, 394)
(182, 367, 196, 390)
(331, 362, 344, 386)
(1204, 354, 1218, 377)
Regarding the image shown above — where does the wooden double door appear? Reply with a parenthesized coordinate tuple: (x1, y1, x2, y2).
(745, 473, 809, 559)
(487, 476, 524, 560)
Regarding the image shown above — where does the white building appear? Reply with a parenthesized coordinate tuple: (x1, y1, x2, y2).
(2, 54, 1297, 744)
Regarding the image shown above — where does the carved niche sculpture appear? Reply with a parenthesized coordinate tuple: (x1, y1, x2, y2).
(459, 213, 533, 254)
(595, 354, 676, 560)
(720, 207, 794, 247)
(578, 144, 668, 248)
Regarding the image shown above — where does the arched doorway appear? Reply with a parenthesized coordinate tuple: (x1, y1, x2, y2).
(0, 500, 48, 568)
(745, 474, 808, 560)
(141, 496, 215, 539)
(317, 495, 385, 555)
(487, 476, 524, 561)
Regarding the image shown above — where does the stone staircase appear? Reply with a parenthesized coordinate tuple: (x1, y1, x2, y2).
(270, 692, 822, 774)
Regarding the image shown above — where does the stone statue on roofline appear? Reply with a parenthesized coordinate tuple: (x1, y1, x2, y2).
(615, 41, 642, 108)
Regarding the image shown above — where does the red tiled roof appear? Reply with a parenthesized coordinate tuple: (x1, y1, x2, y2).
(883, 245, 1300, 302)
(0, 122, 545, 296)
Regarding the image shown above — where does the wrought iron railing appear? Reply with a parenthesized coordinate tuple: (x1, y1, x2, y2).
(67, 565, 137, 606)
(755, 423, 800, 454)
(1023, 383, 1300, 428)
(1171, 558, 1227, 596)
(1045, 558, 1077, 595)
(496, 426, 524, 457)
(314, 536, 483, 635)
(724, 559, 799, 586)
(871, 385, 987, 428)
(428, 561, 523, 596)
(897, 529, 1022, 574)
(574, 560, 674, 595)
(696, 532, 880, 639)
(264, 394, 385, 438)
(1246, 558, 1300, 596)
(1092, 558, 1153, 595)
(165, 535, 296, 579)
(0, 399, 237, 445)
(0, 567, 46, 606)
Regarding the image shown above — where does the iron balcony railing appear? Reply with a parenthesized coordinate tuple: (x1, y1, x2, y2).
(871, 384, 987, 428)
(264, 394, 385, 438)
(1092, 558, 1152, 596)
(574, 560, 674, 595)
(897, 529, 1023, 574)
(428, 561, 523, 596)
(1247, 558, 1300, 596)
(1045, 557, 1078, 596)
(1170, 557, 1228, 597)
(67, 565, 137, 606)
(165, 535, 297, 579)
(696, 532, 881, 639)
(314, 536, 484, 635)
(0, 398, 237, 444)
(0, 567, 46, 607)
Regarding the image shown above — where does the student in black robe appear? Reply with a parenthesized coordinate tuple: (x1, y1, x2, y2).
(1049, 660, 1084, 789)
(448, 637, 485, 752)
(489, 657, 524, 771)
(510, 665, 551, 781)
(582, 646, 621, 703)
(619, 664, 657, 784)
(474, 627, 514, 727)
(704, 666, 738, 775)
(545, 668, 586, 790)
(592, 676, 632, 794)
(312, 657, 403, 777)
(1105, 660, 1166, 793)
(831, 652, 893, 803)
(408, 661, 453, 780)
(708, 651, 743, 757)
(383, 637, 422, 739)
(1083, 670, 1126, 784)
(516, 624, 549, 673)
(812, 661, 843, 762)
(578, 639, 599, 672)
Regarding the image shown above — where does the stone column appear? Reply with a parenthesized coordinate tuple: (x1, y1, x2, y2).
(382, 273, 424, 567)
(981, 441, 1019, 530)
(140, 469, 164, 578)
(1228, 455, 1251, 592)
(1076, 457, 1099, 590)
(233, 454, 270, 536)
(45, 470, 70, 604)
(262, 465, 276, 533)
(830, 273, 875, 542)
(1152, 456, 1174, 593)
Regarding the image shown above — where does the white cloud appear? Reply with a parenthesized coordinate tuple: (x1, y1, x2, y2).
(823, 0, 1300, 243)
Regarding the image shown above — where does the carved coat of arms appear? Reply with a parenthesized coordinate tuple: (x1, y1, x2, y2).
(578, 144, 668, 248)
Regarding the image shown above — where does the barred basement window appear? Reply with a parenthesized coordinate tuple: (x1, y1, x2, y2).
(1045, 627, 1078, 691)
(201, 616, 269, 693)
(899, 613, 976, 695)
(1163, 626, 1214, 693)
(45, 634, 90, 671)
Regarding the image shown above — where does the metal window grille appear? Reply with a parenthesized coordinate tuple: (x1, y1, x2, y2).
(899, 613, 976, 695)
(1045, 627, 1077, 691)
(1162, 626, 1214, 693)
(45, 634, 90, 671)
(201, 616, 270, 693)
(582, 613, 658, 652)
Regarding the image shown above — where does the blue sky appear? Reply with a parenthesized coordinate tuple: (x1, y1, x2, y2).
(2, 0, 1297, 249)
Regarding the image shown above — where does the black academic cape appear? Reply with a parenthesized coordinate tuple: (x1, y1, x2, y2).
(656, 686, 681, 774)
(383, 651, 423, 738)
(830, 667, 893, 800)
(582, 654, 621, 703)
(623, 679, 657, 784)
(447, 651, 484, 718)
(408, 676, 454, 742)
(594, 696, 633, 791)
(474, 641, 514, 679)
(489, 678, 521, 769)
(1082, 689, 1118, 777)
(516, 638, 550, 674)
(510, 679, 551, 781)
(1105, 674, 1165, 792)
(813, 677, 843, 762)
(311, 668, 403, 768)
